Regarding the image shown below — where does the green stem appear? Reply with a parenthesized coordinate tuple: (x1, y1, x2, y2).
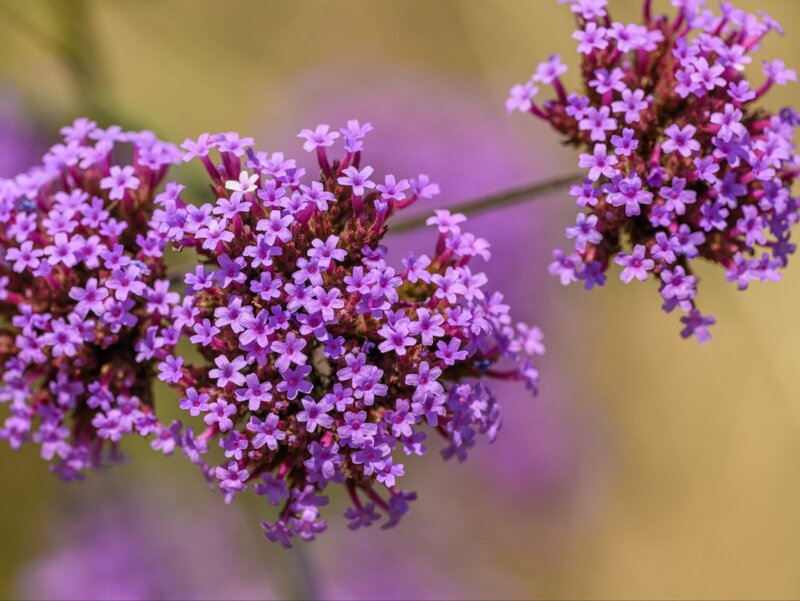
(47, 0, 153, 130)
(290, 544, 320, 600)
(0, 2, 128, 128)
(1, 2, 209, 197)
(388, 172, 582, 234)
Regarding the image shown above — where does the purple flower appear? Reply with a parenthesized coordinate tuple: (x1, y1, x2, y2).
(435, 338, 468, 366)
(532, 54, 567, 84)
(256, 210, 294, 245)
(578, 143, 618, 181)
(409, 308, 445, 345)
(247, 414, 285, 451)
(214, 296, 246, 333)
(505, 81, 539, 114)
(197, 219, 234, 251)
(235, 373, 273, 411)
(68, 278, 109, 318)
(658, 177, 696, 215)
(106, 265, 147, 301)
(608, 174, 653, 217)
(190, 318, 219, 346)
(6, 241, 43, 273)
(215, 461, 248, 498)
(384, 399, 417, 438)
(43, 233, 80, 268)
(376, 175, 410, 202)
(151, 420, 182, 456)
(17, 489, 276, 600)
(548, 249, 581, 285)
(565, 213, 602, 252)
(270, 332, 307, 371)
(377, 320, 416, 355)
(589, 67, 626, 95)
(296, 397, 334, 433)
(297, 124, 340, 152)
(204, 399, 237, 432)
(508, 0, 800, 341)
(157, 355, 184, 385)
(92, 411, 126, 442)
(710, 103, 746, 142)
(339, 119, 373, 153)
(680, 310, 716, 344)
(45, 319, 83, 358)
(208, 355, 248, 388)
(337, 410, 378, 448)
(299, 182, 336, 212)
(153, 124, 544, 545)
(0, 120, 182, 479)
(100, 165, 140, 200)
(660, 266, 696, 303)
(737, 205, 766, 248)
(611, 88, 648, 123)
(579, 106, 617, 141)
(254, 472, 289, 506)
(214, 253, 247, 288)
(662, 124, 701, 157)
(614, 245, 654, 283)
(337, 165, 375, 196)
(689, 57, 726, 92)
(410, 174, 440, 199)
(181, 132, 216, 160)
(277, 365, 313, 400)
(345, 502, 381, 530)
(763, 59, 797, 86)
(569, 0, 607, 20)
(179, 387, 209, 417)
(304, 442, 343, 481)
(573, 21, 608, 54)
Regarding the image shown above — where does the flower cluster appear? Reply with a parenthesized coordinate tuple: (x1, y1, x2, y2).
(154, 123, 544, 545)
(508, 0, 799, 342)
(0, 119, 182, 477)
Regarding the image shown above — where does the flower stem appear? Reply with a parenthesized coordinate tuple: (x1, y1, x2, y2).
(387, 172, 582, 234)
(290, 544, 320, 600)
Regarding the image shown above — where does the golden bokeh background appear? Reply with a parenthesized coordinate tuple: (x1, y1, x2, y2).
(0, 0, 799, 598)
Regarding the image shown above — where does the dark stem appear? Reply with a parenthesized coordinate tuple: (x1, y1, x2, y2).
(388, 172, 582, 234)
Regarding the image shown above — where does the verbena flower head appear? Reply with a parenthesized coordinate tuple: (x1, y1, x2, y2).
(0, 118, 181, 478)
(508, 0, 799, 342)
(156, 124, 544, 545)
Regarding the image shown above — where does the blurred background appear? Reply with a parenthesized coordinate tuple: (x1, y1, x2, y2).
(0, 0, 799, 599)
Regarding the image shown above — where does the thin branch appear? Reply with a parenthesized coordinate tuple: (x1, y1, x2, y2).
(388, 172, 582, 234)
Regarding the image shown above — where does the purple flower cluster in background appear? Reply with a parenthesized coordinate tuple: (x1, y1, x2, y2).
(152, 124, 544, 546)
(508, 0, 799, 342)
(0, 91, 45, 178)
(0, 119, 181, 477)
(17, 484, 277, 600)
